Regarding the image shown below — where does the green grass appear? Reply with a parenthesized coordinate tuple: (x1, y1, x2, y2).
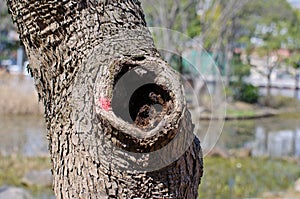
(199, 157, 300, 198)
(226, 109, 256, 118)
(0, 155, 52, 193)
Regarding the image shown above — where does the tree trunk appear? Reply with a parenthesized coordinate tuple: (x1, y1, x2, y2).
(7, 1, 203, 198)
(267, 73, 272, 97)
(295, 72, 299, 99)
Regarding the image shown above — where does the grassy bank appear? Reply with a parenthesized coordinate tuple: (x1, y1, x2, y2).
(224, 97, 300, 120)
(0, 155, 51, 194)
(1, 156, 299, 198)
(200, 157, 300, 198)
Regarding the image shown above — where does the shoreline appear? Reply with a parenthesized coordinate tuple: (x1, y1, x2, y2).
(198, 101, 300, 121)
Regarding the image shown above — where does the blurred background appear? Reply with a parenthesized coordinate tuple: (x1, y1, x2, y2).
(0, 0, 300, 198)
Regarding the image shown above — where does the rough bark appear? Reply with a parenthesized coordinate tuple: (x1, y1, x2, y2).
(7, 0, 203, 198)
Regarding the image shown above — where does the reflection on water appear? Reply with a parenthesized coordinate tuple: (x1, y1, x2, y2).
(0, 115, 48, 157)
(252, 126, 300, 157)
(0, 114, 299, 159)
(199, 117, 300, 158)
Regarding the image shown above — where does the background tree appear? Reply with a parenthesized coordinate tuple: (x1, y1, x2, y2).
(141, 0, 199, 63)
(235, 0, 295, 97)
(142, 0, 248, 75)
(287, 52, 300, 98)
(6, 0, 203, 198)
(287, 8, 300, 98)
(142, 0, 248, 118)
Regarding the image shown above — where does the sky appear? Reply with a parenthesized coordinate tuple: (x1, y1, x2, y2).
(288, 0, 300, 8)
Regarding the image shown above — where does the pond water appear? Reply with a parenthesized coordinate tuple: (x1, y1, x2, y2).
(0, 115, 48, 157)
(0, 115, 299, 158)
(199, 116, 300, 158)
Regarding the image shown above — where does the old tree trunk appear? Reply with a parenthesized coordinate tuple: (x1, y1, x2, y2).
(7, 0, 203, 198)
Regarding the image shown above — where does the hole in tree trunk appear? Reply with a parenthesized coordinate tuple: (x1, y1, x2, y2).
(111, 66, 173, 131)
(129, 83, 171, 130)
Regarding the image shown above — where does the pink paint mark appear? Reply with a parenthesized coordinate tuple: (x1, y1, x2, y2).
(98, 97, 111, 111)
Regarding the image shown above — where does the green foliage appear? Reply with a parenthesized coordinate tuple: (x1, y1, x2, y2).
(186, 16, 201, 38)
(197, 2, 223, 49)
(142, 0, 198, 33)
(231, 82, 259, 104)
(286, 52, 300, 70)
(237, 0, 294, 35)
(232, 64, 251, 82)
(231, 52, 251, 81)
(229, 52, 257, 103)
(236, 0, 297, 57)
(199, 157, 300, 198)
